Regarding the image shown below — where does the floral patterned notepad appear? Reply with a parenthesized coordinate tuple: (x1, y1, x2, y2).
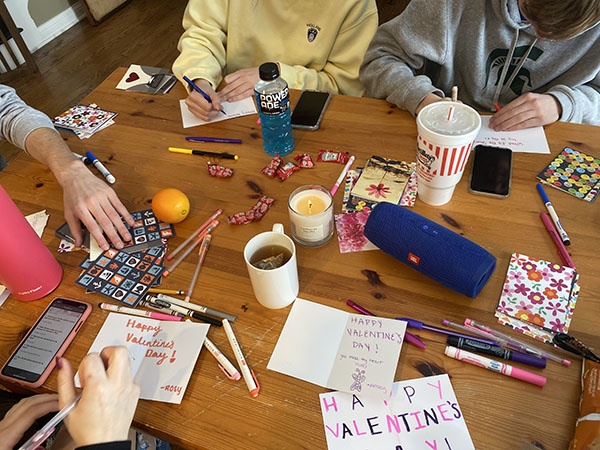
(495, 252, 579, 343)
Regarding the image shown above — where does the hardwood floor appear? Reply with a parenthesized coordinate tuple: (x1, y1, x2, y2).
(1, 0, 188, 165)
(0, 0, 410, 166)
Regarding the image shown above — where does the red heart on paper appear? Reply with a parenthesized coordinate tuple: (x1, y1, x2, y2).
(126, 72, 140, 83)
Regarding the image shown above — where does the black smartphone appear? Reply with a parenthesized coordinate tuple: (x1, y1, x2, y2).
(290, 90, 331, 130)
(469, 145, 513, 198)
(0, 298, 91, 387)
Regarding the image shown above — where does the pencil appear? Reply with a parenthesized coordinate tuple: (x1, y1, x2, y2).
(148, 288, 186, 296)
(167, 210, 222, 261)
(169, 147, 238, 160)
(185, 234, 211, 302)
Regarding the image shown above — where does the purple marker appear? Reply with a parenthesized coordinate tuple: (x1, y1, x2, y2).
(185, 136, 242, 144)
(397, 317, 500, 347)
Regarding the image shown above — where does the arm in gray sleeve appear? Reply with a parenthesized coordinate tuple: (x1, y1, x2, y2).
(0, 84, 55, 150)
(548, 78, 600, 126)
(359, 0, 448, 115)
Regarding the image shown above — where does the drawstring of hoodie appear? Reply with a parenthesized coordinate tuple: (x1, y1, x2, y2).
(491, 28, 538, 110)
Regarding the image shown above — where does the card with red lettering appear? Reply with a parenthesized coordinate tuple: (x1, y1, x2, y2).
(76, 313, 209, 403)
(75, 245, 166, 306)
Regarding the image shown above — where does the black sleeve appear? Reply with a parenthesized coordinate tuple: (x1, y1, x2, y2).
(76, 441, 131, 450)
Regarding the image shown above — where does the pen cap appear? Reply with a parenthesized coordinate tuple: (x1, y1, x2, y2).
(0, 186, 62, 300)
(364, 203, 496, 298)
(398, 318, 424, 329)
(511, 350, 547, 369)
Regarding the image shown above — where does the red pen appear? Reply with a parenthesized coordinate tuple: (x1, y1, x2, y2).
(540, 212, 576, 269)
(346, 300, 426, 350)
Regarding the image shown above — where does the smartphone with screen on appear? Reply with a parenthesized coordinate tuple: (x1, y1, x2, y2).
(290, 90, 331, 130)
(469, 145, 513, 198)
(0, 298, 91, 388)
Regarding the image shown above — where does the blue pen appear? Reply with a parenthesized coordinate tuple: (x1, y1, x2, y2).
(536, 183, 570, 246)
(182, 76, 226, 115)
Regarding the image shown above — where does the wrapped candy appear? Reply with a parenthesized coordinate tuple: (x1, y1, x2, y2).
(294, 153, 315, 168)
(317, 149, 350, 164)
(276, 161, 300, 181)
(207, 162, 234, 177)
(261, 155, 283, 178)
(228, 195, 275, 224)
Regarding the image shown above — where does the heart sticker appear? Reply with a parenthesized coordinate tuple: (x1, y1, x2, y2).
(126, 72, 140, 83)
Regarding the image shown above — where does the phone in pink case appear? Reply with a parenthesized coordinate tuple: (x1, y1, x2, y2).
(0, 298, 92, 388)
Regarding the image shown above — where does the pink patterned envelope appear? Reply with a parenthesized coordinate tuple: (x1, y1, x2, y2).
(495, 252, 579, 343)
(334, 211, 378, 253)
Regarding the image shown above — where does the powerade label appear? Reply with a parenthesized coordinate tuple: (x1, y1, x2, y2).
(256, 87, 289, 116)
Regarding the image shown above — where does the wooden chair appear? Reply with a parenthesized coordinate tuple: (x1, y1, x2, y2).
(0, 2, 38, 83)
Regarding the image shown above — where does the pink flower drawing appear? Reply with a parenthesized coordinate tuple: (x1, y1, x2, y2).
(365, 183, 391, 199)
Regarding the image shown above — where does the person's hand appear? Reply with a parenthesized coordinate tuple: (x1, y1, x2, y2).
(489, 93, 561, 131)
(60, 160, 134, 250)
(0, 393, 59, 450)
(57, 347, 140, 447)
(415, 93, 447, 115)
(220, 68, 260, 103)
(185, 79, 223, 121)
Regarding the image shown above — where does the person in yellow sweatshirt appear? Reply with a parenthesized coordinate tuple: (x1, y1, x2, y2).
(172, 0, 378, 120)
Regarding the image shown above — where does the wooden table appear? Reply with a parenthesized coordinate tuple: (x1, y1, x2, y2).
(1, 68, 598, 450)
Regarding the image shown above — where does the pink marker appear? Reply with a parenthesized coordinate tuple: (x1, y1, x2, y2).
(99, 303, 182, 322)
(445, 346, 546, 387)
(330, 156, 355, 196)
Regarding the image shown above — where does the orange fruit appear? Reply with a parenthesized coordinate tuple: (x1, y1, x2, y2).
(151, 188, 190, 224)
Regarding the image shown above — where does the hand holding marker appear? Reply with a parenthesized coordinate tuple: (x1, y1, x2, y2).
(183, 76, 226, 115)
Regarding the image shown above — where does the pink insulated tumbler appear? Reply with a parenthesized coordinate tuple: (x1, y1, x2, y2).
(0, 185, 62, 300)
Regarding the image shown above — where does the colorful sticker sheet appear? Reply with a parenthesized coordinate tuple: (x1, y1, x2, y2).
(124, 209, 175, 252)
(495, 252, 579, 343)
(53, 104, 117, 139)
(334, 211, 377, 253)
(75, 246, 166, 306)
(536, 147, 600, 202)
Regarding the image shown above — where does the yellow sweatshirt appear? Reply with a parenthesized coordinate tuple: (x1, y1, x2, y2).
(172, 0, 378, 96)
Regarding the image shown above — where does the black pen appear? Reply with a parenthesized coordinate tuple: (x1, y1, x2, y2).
(144, 295, 222, 326)
(168, 147, 238, 160)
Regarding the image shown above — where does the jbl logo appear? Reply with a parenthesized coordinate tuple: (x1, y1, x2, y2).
(408, 253, 420, 265)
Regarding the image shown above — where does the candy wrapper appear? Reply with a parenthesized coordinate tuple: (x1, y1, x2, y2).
(569, 359, 600, 450)
(317, 149, 350, 164)
(207, 162, 234, 178)
(261, 155, 283, 178)
(228, 195, 275, 224)
(277, 161, 300, 181)
(294, 153, 315, 168)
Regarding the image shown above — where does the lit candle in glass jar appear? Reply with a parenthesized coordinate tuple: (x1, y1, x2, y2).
(288, 185, 334, 247)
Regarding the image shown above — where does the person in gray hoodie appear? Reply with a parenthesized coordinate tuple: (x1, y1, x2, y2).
(359, 0, 600, 131)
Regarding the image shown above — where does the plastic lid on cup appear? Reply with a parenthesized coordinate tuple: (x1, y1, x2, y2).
(418, 102, 480, 136)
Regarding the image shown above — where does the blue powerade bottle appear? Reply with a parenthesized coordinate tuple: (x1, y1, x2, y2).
(254, 62, 294, 156)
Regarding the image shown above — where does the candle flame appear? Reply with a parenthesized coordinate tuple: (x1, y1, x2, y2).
(308, 200, 313, 215)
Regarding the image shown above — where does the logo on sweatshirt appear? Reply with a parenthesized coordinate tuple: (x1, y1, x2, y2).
(485, 45, 543, 95)
(306, 23, 321, 42)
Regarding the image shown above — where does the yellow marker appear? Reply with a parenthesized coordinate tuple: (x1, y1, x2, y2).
(168, 147, 238, 160)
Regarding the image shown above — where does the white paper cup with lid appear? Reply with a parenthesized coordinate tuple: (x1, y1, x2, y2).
(416, 102, 481, 205)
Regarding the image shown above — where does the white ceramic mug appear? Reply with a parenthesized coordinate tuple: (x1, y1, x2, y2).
(244, 223, 299, 309)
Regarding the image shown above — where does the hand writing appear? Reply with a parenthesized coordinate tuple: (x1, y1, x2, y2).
(489, 93, 561, 131)
(57, 346, 140, 447)
(185, 79, 223, 121)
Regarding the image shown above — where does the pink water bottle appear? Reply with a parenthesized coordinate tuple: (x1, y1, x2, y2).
(0, 185, 62, 301)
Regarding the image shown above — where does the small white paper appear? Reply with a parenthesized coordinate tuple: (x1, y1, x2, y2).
(180, 97, 257, 128)
(474, 115, 550, 154)
(268, 298, 406, 397)
(320, 374, 475, 450)
(76, 313, 209, 403)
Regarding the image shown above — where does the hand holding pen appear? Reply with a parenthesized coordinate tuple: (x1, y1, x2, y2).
(55, 346, 139, 448)
(183, 76, 226, 120)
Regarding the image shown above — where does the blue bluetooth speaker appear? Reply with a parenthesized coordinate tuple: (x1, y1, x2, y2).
(364, 203, 496, 298)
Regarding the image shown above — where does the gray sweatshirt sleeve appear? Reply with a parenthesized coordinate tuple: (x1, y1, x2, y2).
(359, 0, 447, 115)
(0, 84, 55, 150)
(548, 79, 600, 126)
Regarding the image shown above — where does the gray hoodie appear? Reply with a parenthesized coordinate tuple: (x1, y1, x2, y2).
(360, 0, 600, 125)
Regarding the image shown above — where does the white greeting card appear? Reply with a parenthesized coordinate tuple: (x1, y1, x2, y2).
(475, 115, 550, 154)
(268, 298, 406, 397)
(180, 97, 256, 128)
(77, 313, 209, 403)
(320, 374, 475, 450)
